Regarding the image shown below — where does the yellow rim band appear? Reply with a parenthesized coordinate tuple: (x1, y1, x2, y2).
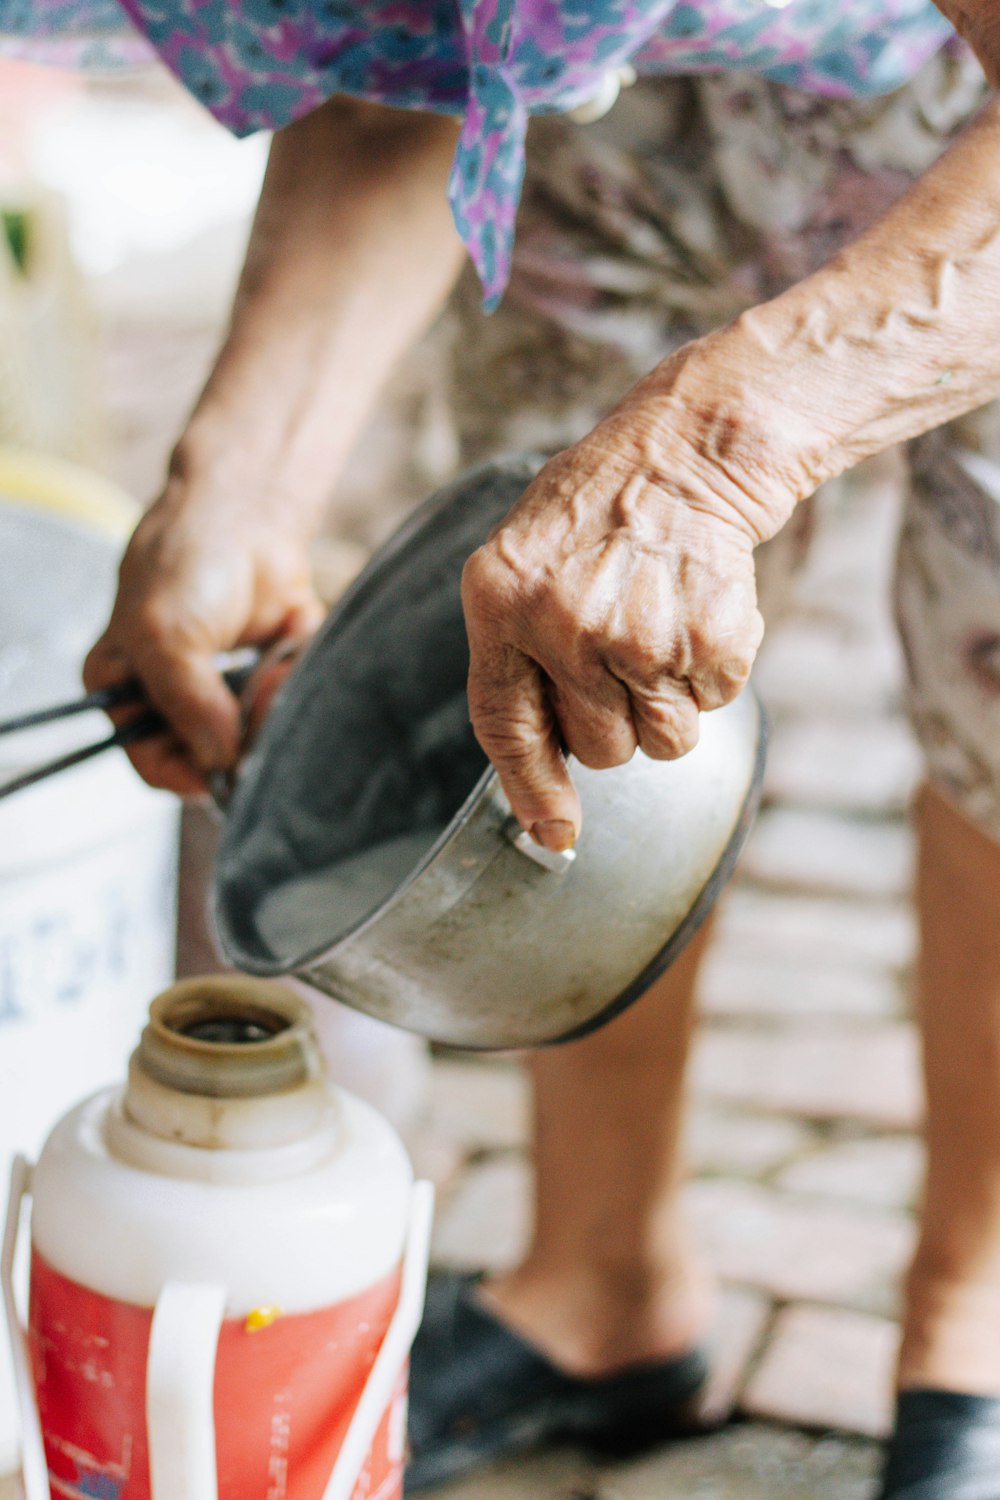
(0, 447, 137, 542)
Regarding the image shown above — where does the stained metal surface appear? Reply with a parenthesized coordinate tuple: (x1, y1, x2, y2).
(213, 458, 765, 1049)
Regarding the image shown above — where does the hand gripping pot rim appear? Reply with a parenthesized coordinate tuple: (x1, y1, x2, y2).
(4, 977, 431, 1500)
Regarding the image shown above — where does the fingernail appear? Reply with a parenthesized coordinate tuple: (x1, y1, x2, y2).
(530, 819, 577, 853)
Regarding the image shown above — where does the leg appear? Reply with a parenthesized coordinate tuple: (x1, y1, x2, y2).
(896, 433, 1000, 1395)
(405, 920, 719, 1495)
(483, 919, 715, 1377)
(901, 781, 1000, 1392)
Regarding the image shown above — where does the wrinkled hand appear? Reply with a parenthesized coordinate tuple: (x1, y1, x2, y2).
(462, 398, 782, 851)
(84, 493, 323, 795)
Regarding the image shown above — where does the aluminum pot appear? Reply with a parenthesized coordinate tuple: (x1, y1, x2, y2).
(213, 457, 765, 1050)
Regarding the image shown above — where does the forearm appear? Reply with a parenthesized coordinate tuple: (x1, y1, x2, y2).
(754, 96, 1000, 475)
(169, 98, 464, 537)
(625, 97, 1000, 541)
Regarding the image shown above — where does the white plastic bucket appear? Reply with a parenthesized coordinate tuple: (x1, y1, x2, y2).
(0, 448, 180, 1473)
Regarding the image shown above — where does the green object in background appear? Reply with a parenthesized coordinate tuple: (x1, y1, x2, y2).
(2, 209, 30, 273)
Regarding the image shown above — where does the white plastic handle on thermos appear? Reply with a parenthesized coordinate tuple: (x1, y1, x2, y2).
(2, 1156, 49, 1500)
(147, 1282, 227, 1500)
(323, 1178, 435, 1500)
(144, 1180, 434, 1500)
(2, 1164, 433, 1500)
(2, 1155, 229, 1500)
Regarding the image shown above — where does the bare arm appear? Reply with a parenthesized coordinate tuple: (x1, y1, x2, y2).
(463, 96, 1000, 845)
(86, 98, 463, 792)
(632, 94, 1000, 534)
(933, 1, 1000, 86)
(179, 97, 464, 536)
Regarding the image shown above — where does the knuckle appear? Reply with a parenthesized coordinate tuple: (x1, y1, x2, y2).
(641, 728, 698, 761)
(693, 652, 754, 710)
(482, 722, 537, 762)
(634, 695, 700, 760)
(461, 548, 507, 618)
(468, 700, 541, 763)
(466, 675, 507, 723)
(683, 619, 715, 665)
(549, 586, 602, 647)
(570, 738, 633, 771)
(605, 623, 660, 677)
(721, 654, 754, 693)
(460, 548, 489, 598)
(82, 637, 116, 690)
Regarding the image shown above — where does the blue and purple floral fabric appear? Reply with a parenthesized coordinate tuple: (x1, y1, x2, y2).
(1, 0, 956, 304)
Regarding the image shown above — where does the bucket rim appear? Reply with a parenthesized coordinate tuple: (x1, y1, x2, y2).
(0, 445, 137, 540)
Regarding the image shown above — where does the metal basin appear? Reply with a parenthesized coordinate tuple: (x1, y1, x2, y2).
(213, 457, 765, 1049)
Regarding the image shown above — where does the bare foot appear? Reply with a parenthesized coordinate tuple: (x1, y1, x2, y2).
(477, 1254, 715, 1379)
(900, 1268, 1000, 1394)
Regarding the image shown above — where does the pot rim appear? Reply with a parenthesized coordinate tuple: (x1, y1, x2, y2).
(547, 703, 767, 1047)
(212, 453, 768, 1046)
(214, 456, 545, 973)
(217, 757, 504, 978)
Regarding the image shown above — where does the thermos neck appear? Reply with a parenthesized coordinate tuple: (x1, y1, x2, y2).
(123, 977, 333, 1152)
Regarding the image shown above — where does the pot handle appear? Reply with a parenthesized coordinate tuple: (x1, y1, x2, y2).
(322, 1179, 435, 1500)
(2, 1157, 48, 1500)
(146, 1281, 227, 1500)
(503, 817, 577, 875)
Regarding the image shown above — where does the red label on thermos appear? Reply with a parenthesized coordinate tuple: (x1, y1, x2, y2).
(28, 1249, 405, 1500)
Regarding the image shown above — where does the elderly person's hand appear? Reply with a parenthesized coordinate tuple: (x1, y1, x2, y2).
(82, 98, 462, 794)
(84, 487, 322, 794)
(462, 340, 806, 849)
(463, 426, 765, 852)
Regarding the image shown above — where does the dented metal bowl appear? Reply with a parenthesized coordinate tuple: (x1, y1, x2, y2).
(213, 457, 765, 1050)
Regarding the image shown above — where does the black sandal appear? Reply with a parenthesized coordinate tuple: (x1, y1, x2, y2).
(405, 1271, 710, 1493)
(879, 1389, 1000, 1500)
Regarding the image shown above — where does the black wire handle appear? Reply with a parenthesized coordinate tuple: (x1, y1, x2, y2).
(0, 710, 165, 802)
(0, 647, 263, 804)
(0, 646, 261, 740)
(0, 680, 144, 738)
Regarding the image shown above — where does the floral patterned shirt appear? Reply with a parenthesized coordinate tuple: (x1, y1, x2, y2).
(1, 0, 956, 305)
